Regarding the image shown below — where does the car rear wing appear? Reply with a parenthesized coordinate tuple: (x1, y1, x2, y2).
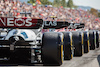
(68, 23, 85, 29)
(43, 21, 84, 29)
(43, 21, 70, 29)
(0, 17, 43, 29)
(0, 17, 84, 29)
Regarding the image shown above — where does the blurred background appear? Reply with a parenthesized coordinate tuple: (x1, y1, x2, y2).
(0, 0, 100, 30)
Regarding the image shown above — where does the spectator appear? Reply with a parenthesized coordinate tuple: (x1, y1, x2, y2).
(0, 0, 100, 30)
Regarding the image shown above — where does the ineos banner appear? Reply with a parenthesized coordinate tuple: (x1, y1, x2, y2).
(0, 17, 43, 29)
(0, 17, 84, 29)
(0, 17, 69, 29)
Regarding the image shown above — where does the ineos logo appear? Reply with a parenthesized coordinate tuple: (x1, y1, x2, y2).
(0, 18, 33, 27)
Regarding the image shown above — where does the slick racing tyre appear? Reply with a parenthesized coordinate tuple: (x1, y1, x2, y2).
(72, 31, 84, 56)
(83, 31, 90, 53)
(63, 32, 73, 60)
(96, 31, 99, 48)
(89, 31, 96, 50)
(42, 32, 63, 66)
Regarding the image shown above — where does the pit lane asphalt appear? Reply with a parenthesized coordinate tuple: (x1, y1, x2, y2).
(1, 46, 100, 67)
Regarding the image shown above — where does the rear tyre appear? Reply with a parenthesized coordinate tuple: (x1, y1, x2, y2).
(89, 31, 95, 50)
(63, 32, 73, 60)
(42, 32, 63, 66)
(84, 41, 89, 53)
(83, 32, 89, 53)
(74, 42, 83, 56)
(72, 32, 83, 56)
(96, 31, 99, 48)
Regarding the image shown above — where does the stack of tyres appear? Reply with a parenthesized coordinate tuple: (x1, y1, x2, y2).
(63, 32, 74, 60)
(96, 31, 99, 48)
(89, 30, 96, 50)
(83, 31, 90, 53)
(72, 31, 84, 56)
(42, 32, 63, 66)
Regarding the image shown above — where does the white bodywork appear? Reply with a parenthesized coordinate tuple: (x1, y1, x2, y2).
(0, 29, 42, 41)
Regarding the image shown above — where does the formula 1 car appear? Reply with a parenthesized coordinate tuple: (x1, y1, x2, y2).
(0, 17, 75, 66)
(89, 30, 96, 50)
(89, 30, 99, 50)
(63, 32, 74, 60)
(55, 23, 85, 58)
(96, 30, 99, 48)
(83, 31, 90, 53)
(72, 31, 84, 56)
(0, 17, 86, 65)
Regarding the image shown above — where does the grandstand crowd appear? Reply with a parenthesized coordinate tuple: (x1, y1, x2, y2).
(0, 0, 100, 30)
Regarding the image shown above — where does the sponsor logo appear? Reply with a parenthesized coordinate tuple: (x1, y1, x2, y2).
(68, 23, 80, 29)
(44, 21, 57, 26)
(0, 17, 37, 27)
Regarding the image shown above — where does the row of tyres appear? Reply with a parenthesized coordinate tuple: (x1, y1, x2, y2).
(42, 30, 99, 66)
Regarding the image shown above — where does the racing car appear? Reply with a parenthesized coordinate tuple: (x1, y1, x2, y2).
(89, 30, 99, 50)
(0, 17, 99, 66)
(0, 17, 74, 65)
